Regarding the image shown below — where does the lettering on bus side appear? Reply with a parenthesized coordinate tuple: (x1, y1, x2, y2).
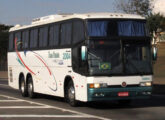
(48, 51, 60, 58)
(63, 53, 71, 60)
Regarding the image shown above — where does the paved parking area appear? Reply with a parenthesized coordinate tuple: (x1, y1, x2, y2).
(0, 94, 108, 120)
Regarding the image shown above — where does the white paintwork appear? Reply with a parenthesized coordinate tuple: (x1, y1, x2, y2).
(8, 48, 152, 102)
(8, 49, 88, 101)
(0, 115, 97, 118)
(0, 94, 111, 120)
(87, 75, 152, 85)
(0, 106, 51, 109)
(0, 100, 24, 102)
(9, 12, 145, 32)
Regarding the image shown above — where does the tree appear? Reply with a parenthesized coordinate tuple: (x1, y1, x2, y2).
(146, 13, 165, 43)
(115, 0, 165, 44)
(147, 13, 165, 33)
(115, 0, 152, 17)
(0, 24, 12, 70)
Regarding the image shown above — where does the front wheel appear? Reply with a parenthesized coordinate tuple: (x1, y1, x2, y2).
(66, 81, 78, 107)
(27, 77, 36, 98)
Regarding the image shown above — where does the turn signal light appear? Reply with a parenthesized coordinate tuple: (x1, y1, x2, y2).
(89, 83, 107, 88)
(89, 84, 94, 88)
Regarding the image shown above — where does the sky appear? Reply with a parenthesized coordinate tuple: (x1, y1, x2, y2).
(0, 0, 164, 26)
(0, 0, 117, 25)
(152, 0, 165, 16)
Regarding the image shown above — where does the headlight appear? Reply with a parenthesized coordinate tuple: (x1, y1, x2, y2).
(89, 83, 107, 88)
(140, 82, 152, 87)
(94, 83, 100, 88)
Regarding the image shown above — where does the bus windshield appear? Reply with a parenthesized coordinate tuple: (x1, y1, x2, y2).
(123, 40, 152, 75)
(87, 19, 149, 37)
(88, 40, 123, 75)
(87, 40, 152, 76)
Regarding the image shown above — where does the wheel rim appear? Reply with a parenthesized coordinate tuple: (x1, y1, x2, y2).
(28, 82, 33, 95)
(68, 86, 75, 101)
(21, 82, 25, 93)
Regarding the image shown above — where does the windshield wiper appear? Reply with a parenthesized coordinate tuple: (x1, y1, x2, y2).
(109, 49, 120, 61)
(88, 52, 102, 61)
(125, 58, 143, 75)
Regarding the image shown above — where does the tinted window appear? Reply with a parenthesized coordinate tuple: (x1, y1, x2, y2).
(118, 21, 146, 36)
(73, 21, 85, 44)
(49, 24, 59, 47)
(22, 30, 29, 49)
(9, 33, 14, 51)
(15, 32, 22, 50)
(60, 22, 72, 46)
(30, 29, 38, 48)
(39, 26, 48, 48)
(87, 20, 148, 37)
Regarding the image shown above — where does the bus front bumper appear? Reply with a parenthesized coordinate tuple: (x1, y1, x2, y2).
(87, 86, 152, 101)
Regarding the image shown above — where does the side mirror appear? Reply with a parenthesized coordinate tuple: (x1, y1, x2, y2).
(152, 46, 158, 61)
(81, 46, 87, 61)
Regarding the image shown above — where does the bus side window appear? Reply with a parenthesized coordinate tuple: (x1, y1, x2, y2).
(15, 32, 22, 50)
(22, 30, 29, 49)
(30, 29, 38, 49)
(60, 22, 72, 46)
(9, 33, 14, 51)
(49, 24, 59, 47)
(73, 20, 85, 44)
(39, 26, 48, 48)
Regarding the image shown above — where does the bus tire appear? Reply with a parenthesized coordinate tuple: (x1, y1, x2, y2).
(20, 77, 28, 97)
(66, 80, 78, 107)
(27, 77, 36, 98)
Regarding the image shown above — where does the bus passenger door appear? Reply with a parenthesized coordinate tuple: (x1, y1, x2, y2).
(72, 45, 88, 75)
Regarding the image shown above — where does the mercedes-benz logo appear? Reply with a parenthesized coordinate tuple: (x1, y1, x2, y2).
(121, 82, 127, 87)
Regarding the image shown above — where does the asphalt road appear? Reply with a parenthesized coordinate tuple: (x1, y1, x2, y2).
(1, 79, 165, 120)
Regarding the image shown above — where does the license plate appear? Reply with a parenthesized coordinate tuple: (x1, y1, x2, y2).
(118, 92, 129, 97)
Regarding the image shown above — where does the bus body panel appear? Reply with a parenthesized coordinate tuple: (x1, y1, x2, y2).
(86, 76, 152, 101)
(87, 86, 152, 101)
(87, 75, 152, 85)
(8, 48, 88, 101)
(8, 48, 153, 102)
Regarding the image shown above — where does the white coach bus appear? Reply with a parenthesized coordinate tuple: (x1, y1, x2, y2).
(8, 13, 154, 106)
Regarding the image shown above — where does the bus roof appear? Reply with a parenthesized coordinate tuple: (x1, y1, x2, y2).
(9, 13, 145, 32)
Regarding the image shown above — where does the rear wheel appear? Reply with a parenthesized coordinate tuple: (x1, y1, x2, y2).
(20, 77, 28, 97)
(27, 77, 36, 98)
(66, 81, 78, 107)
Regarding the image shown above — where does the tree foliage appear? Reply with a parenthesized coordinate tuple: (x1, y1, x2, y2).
(0, 24, 12, 62)
(147, 13, 165, 34)
(115, 0, 152, 17)
(115, 0, 165, 39)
